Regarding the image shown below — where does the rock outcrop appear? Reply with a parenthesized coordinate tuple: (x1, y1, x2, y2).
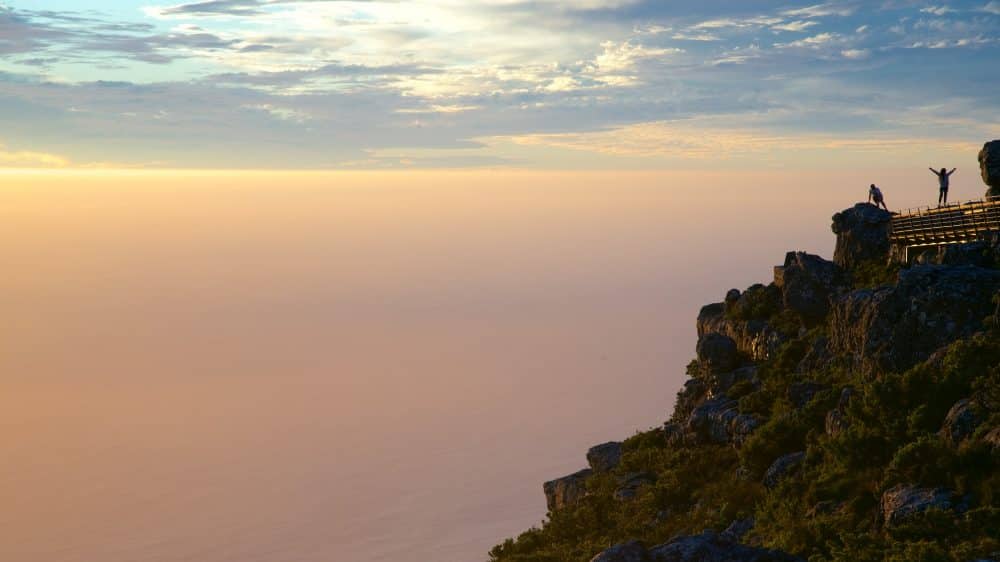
(684, 396, 759, 446)
(698, 303, 785, 362)
(696, 333, 741, 374)
(763, 452, 805, 489)
(830, 265, 1000, 373)
(590, 541, 651, 562)
(588, 442, 623, 473)
(880, 484, 954, 526)
(979, 140, 1000, 197)
(543, 469, 592, 511)
(647, 531, 804, 562)
(939, 399, 982, 445)
(774, 252, 847, 323)
(831, 203, 892, 268)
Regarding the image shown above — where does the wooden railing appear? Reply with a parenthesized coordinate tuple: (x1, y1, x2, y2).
(890, 197, 1000, 249)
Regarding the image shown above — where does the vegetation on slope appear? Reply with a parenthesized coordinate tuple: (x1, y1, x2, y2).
(489, 257, 1000, 562)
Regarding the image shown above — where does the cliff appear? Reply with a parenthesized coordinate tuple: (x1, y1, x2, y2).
(489, 203, 1000, 562)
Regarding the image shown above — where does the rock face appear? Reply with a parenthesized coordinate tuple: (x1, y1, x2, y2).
(698, 303, 786, 362)
(588, 442, 623, 473)
(647, 531, 804, 562)
(590, 541, 651, 562)
(831, 203, 892, 268)
(696, 333, 740, 374)
(880, 484, 954, 526)
(684, 396, 759, 446)
(979, 140, 1000, 197)
(763, 452, 805, 489)
(774, 252, 847, 323)
(830, 265, 1000, 373)
(543, 469, 592, 511)
(939, 399, 982, 445)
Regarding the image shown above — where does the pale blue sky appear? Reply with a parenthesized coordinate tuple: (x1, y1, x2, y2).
(0, 0, 998, 168)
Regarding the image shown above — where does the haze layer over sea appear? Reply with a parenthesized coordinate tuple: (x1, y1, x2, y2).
(0, 169, 957, 562)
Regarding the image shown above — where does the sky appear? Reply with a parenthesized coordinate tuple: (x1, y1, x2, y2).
(1, 0, 998, 169)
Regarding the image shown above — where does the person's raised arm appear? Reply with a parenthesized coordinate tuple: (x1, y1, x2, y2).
(929, 167, 939, 176)
(948, 168, 957, 176)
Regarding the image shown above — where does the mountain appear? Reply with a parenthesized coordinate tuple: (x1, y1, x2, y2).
(489, 202, 1000, 562)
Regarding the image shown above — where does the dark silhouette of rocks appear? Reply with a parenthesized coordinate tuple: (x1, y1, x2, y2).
(831, 203, 892, 268)
(979, 140, 1000, 197)
(696, 333, 740, 374)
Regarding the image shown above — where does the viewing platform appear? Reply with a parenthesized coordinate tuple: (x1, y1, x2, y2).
(890, 197, 1000, 261)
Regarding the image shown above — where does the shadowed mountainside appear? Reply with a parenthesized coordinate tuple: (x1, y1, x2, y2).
(490, 202, 1000, 562)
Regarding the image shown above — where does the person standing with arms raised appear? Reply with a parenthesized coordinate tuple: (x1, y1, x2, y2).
(930, 167, 957, 206)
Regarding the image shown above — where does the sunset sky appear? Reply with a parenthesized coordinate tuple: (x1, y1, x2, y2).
(2, 0, 998, 169)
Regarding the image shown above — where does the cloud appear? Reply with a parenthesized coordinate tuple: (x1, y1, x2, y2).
(0, 143, 70, 167)
(841, 48, 870, 58)
(920, 5, 955, 15)
(778, 32, 843, 48)
(983, 1, 1000, 14)
(496, 119, 980, 161)
(781, 3, 856, 18)
(771, 20, 820, 32)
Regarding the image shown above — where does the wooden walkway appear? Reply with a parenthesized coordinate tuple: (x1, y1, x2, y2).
(891, 198, 1000, 253)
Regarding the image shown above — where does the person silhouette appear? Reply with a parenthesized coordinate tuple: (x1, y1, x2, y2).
(930, 167, 956, 206)
(868, 184, 888, 211)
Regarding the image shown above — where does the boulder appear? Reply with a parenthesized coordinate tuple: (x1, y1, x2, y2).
(590, 541, 652, 562)
(730, 414, 762, 446)
(774, 252, 847, 323)
(830, 265, 1000, 373)
(880, 484, 954, 526)
(588, 442, 623, 473)
(648, 531, 803, 561)
(831, 203, 892, 269)
(696, 333, 740, 374)
(763, 452, 805, 489)
(543, 468, 592, 511)
(614, 472, 656, 502)
(686, 397, 738, 444)
(725, 289, 742, 310)
(708, 366, 758, 397)
(939, 399, 982, 445)
(979, 140, 1000, 197)
(787, 381, 827, 409)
